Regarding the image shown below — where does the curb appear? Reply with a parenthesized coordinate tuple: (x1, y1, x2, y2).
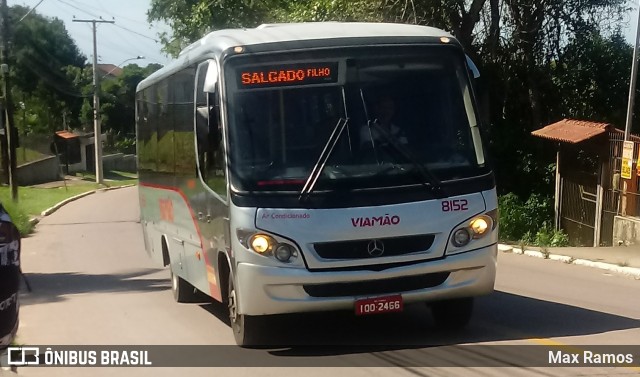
(32, 184, 136, 220)
(498, 244, 640, 279)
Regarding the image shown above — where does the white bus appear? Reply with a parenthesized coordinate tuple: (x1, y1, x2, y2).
(136, 22, 498, 346)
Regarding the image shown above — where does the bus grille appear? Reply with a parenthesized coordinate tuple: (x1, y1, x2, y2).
(313, 234, 435, 260)
(302, 272, 449, 298)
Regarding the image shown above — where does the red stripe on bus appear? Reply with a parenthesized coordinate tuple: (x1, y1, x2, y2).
(139, 182, 222, 301)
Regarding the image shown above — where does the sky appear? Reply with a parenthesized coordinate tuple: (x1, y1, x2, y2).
(7, 0, 640, 69)
(9, 0, 171, 67)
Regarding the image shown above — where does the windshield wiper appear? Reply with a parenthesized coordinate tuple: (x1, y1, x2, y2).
(299, 117, 349, 201)
(369, 121, 446, 198)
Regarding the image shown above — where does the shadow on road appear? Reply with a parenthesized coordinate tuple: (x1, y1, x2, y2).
(200, 301, 232, 327)
(19, 269, 169, 305)
(196, 290, 639, 351)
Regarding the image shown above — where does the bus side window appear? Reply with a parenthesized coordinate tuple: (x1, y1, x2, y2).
(195, 60, 226, 199)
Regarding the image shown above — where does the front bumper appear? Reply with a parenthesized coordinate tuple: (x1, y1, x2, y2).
(236, 244, 497, 316)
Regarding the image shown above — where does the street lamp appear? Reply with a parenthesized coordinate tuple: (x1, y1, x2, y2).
(101, 55, 145, 79)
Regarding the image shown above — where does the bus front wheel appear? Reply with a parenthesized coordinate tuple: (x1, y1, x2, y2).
(429, 297, 474, 330)
(228, 275, 261, 347)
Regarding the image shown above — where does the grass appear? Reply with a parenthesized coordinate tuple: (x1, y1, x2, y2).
(0, 170, 137, 235)
(540, 247, 551, 259)
(16, 147, 45, 165)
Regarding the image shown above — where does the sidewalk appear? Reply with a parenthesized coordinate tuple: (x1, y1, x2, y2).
(499, 244, 640, 278)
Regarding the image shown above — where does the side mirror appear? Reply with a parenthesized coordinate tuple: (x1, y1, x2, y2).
(465, 55, 489, 125)
(465, 55, 480, 79)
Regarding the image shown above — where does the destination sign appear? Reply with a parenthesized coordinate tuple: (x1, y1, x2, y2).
(238, 62, 338, 88)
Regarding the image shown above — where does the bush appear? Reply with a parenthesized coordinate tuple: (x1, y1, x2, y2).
(535, 223, 569, 247)
(114, 137, 136, 154)
(498, 192, 568, 246)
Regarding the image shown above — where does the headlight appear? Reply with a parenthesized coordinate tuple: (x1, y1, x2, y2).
(469, 216, 491, 238)
(449, 211, 496, 251)
(275, 244, 296, 263)
(238, 230, 300, 264)
(452, 228, 471, 247)
(249, 234, 275, 254)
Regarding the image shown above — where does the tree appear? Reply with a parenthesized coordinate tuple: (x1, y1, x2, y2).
(100, 63, 163, 137)
(9, 6, 87, 134)
(551, 31, 633, 129)
(148, 0, 288, 56)
(146, 0, 631, 197)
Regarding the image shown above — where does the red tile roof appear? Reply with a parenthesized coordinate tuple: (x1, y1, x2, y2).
(55, 130, 79, 139)
(97, 64, 122, 77)
(531, 119, 612, 144)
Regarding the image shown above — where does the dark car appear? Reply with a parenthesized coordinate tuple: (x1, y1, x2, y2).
(0, 204, 20, 349)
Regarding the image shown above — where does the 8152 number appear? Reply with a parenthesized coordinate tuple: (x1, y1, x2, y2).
(442, 199, 468, 212)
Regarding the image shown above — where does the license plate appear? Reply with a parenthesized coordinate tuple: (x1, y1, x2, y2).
(355, 294, 403, 315)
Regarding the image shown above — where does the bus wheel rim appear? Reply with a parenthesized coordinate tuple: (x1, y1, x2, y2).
(228, 289, 238, 323)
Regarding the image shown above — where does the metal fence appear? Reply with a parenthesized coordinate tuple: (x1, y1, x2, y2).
(607, 131, 640, 218)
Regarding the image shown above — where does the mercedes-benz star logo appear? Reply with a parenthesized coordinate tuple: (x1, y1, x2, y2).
(367, 239, 385, 257)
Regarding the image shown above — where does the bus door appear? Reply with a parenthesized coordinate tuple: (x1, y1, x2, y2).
(190, 59, 227, 298)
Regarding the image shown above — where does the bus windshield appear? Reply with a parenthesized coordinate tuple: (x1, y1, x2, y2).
(226, 46, 486, 193)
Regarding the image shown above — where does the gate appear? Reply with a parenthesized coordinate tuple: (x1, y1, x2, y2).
(560, 172, 597, 246)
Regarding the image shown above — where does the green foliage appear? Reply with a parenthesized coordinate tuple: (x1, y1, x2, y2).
(9, 5, 87, 134)
(16, 147, 45, 165)
(534, 223, 569, 247)
(148, 0, 288, 56)
(498, 193, 550, 241)
(551, 31, 632, 127)
(114, 137, 136, 154)
(499, 193, 570, 247)
(100, 63, 162, 136)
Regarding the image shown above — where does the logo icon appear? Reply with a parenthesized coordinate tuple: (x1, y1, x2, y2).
(367, 239, 385, 257)
(7, 347, 40, 366)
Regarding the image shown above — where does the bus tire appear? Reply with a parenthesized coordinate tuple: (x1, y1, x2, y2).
(171, 269, 198, 303)
(429, 297, 474, 330)
(228, 275, 262, 347)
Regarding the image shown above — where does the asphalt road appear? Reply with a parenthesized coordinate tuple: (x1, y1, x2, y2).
(10, 186, 640, 376)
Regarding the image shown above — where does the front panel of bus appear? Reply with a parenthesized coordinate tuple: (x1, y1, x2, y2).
(220, 43, 498, 315)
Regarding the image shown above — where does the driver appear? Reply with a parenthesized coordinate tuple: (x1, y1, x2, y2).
(360, 95, 408, 148)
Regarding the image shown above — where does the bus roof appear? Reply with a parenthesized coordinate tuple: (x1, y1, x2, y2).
(138, 22, 455, 91)
(181, 22, 453, 55)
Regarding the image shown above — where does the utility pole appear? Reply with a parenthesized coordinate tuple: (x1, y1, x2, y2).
(624, 2, 640, 141)
(72, 18, 114, 184)
(1, 0, 18, 201)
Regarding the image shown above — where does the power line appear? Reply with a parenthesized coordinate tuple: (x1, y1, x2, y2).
(56, 0, 101, 18)
(66, 0, 149, 26)
(109, 27, 166, 63)
(112, 23, 158, 42)
(56, 0, 159, 43)
(18, 0, 47, 23)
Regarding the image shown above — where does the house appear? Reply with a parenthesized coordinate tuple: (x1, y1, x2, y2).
(96, 64, 123, 80)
